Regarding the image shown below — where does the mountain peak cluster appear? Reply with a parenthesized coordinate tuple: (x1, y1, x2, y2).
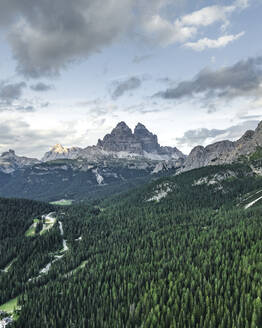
(0, 120, 262, 176)
(43, 121, 185, 162)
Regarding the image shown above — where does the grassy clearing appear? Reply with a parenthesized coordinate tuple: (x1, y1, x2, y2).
(25, 219, 39, 237)
(50, 199, 73, 206)
(0, 297, 19, 314)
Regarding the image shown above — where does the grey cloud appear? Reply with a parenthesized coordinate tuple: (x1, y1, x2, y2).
(0, 119, 82, 158)
(41, 102, 49, 108)
(133, 54, 153, 64)
(0, 81, 26, 104)
(0, 0, 177, 78)
(239, 115, 262, 120)
(1, 0, 135, 77)
(111, 77, 142, 99)
(156, 56, 262, 102)
(16, 105, 35, 112)
(177, 120, 260, 148)
(30, 82, 53, 92)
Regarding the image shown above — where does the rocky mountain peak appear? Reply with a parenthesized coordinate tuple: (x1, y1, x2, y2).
(115, 121, 130, 129)
(134, 122, 159, 153)
(97, 122, 143, 154)
(51, 144, 69, 154)
(181, 120, 262, 173)
(42, 144, 83, 162)
(110, 121, 133, 137)
(0, 149, 39, 173)
(237, 130, 255, 142)
(134, 122, 147, 131)
(1, 149, 16, 157)
(257, 121, 262, 131)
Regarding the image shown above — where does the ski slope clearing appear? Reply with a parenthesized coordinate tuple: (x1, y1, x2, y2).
(0, 297, 20, 314)
(0, 259, 16, 273)
(245, 195, 262, 209)
(25, 219, 39, 237)
(38, 221, 68, 276)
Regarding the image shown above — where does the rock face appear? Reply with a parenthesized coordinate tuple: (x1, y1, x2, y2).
(134, 123, 159, 153)
(97, 122, 143, 154)
(97, 122, 185, 160)
(181, 121, 262, 172)
(42, 144, 83, 162)
(0, 150, 39, 173)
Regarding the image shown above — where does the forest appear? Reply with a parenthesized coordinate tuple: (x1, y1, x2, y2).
(0, 163, 262, 327)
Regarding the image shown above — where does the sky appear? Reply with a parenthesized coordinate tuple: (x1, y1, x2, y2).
(0, 0, 262, 159)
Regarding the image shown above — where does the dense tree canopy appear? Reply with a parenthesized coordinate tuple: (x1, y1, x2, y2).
(0, 163, 262, 327)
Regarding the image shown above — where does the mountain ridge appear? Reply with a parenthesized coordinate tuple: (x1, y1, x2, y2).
(181, 120, 262, 172)
(43, 121, 185, 163)
(0, 120, 262, 202)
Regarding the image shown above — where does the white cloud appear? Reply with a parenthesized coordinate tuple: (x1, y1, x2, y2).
(181, 0, 249, 28)
(184, 32, 245, 51)
(181, 5, 235, 27)
(142, 15, 197, 46)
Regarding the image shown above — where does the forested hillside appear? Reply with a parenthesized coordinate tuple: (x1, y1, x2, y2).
(1, 163, 262, 327)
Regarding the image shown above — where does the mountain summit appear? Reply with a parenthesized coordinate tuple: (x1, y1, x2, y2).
(181, 120, 262, 172)
(0, 120, 262, 201)
(40, 122, 185, 162)
(97, 121, 143, 154)
(96, 121, 184, 160)
(0, 149, 39, 173)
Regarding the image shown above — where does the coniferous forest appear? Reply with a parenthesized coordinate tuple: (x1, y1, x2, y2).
(0, 164, 262, 327)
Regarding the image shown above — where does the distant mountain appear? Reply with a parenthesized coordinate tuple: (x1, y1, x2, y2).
(42, 144, 83, 162)
(181, 121, 262, 172)
(0, 150, 40, 174)
(42, 122, 185, 162)
(1, 120, 262, 202)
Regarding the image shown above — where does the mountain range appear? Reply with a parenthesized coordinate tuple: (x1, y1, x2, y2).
(0, 120, 262, 201)
(42, 122, 185, 162)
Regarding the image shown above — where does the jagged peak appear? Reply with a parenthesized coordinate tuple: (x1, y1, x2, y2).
(238, 130, 255, 141)
(135, 122, 147, 130)
(1, 149, 16, 157)
(51, 144, 69, 154)
(256, 120, 262, 131)
(115, 121, 130, 130)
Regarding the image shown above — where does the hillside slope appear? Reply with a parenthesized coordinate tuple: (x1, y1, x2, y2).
(1, 161, 262, 327)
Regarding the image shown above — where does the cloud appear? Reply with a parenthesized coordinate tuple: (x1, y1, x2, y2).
(142, 15, 197, 46)
(111, 76, 142, 99)
(141, 1, 249, 47)
(180, 5, 235, 27)
(176, 120, 259, 148)
(0, 118, 84, 158)
(0, 0, 249, 77)
(133, 54, 153, 64)
(155, 56, 262, 103)
(180, 0, 248, 29)
(0, 81, 26, 104)
(2, 0, 136, 77)
(184, 32, 245, 51)
(30, 82, 53, 92)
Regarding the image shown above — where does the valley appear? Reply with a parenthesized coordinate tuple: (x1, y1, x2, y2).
(0, 122, 262, 327)
(0, 159, 262, 327)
